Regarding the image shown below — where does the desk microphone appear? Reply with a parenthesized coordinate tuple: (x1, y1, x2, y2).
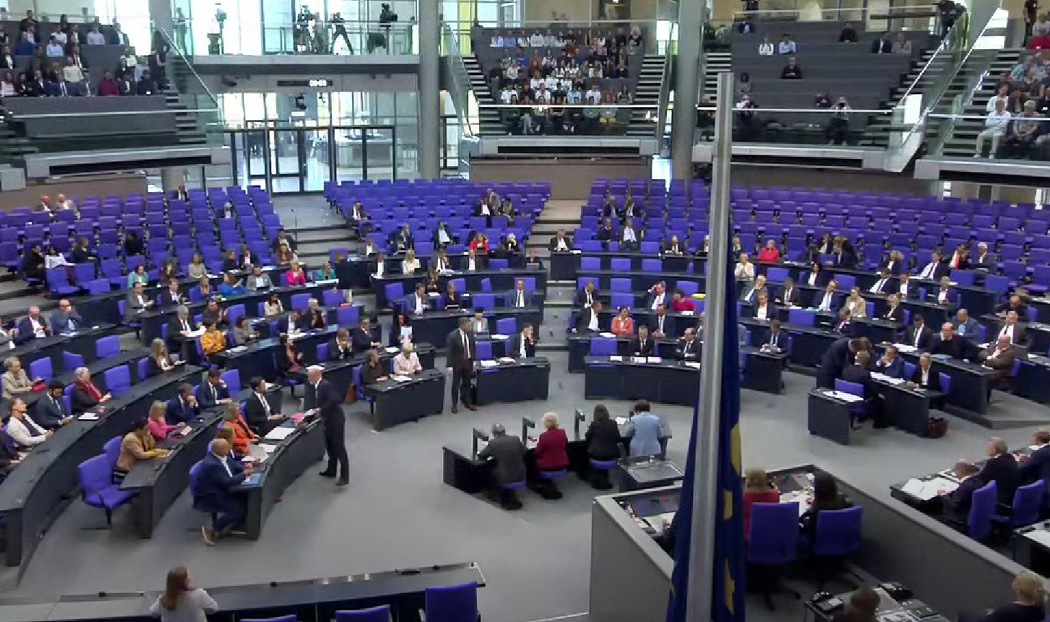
(471, 428, 489, 460)
(573, 409, 585, 440)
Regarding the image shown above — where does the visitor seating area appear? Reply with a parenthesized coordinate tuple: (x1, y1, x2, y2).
(324, 180, 547, 255)
(7, 187, 281, 292)
(575, 180, 1050, 288)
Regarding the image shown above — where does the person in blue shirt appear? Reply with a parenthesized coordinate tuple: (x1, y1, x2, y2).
(217, 273, 247, 297)
(626, 400, 664, 458)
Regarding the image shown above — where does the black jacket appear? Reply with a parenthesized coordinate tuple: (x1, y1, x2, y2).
(1021, 445, 1050, 488)
(629, 336, 654, 356)
(328, 338, 353, 360)
(585, 419, 622, 461)
(817, 338, 852, 389)
(943, 475, 984, 523)
(243, 392, 279, 434)
(909, 365, 941, 391)
(901, 325, 933, 350)
(351, 327, 373, 353)
(882, 305, 904, 323)
(304, 378, 343, 427)
(197, 381, 231, 409)
(979, 453, 1021, 505)
(35, 394, 69, 429)
(478, 434, 527, 485)
(508, 333, 536, 359)
(927, 334, 964, 358)
(71, 384, 101, 415)
(678, 338, 701, 360)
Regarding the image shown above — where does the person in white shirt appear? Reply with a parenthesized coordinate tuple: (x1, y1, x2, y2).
(754, 292, 773, 320)
(500, 87, 517, 105)
(777, 35, 797, 54)
(816, 281, 838, 312)
(62, 56, 84, 83)
(734, 253, 755, 281)
(54, 193, 75, 211)
(373, 252, 386, 278)
(410, 283, 428, 315)
(975, 99, 1012, 158)
(758, 36, 774, 55)
(86, 26, 105, 45)
(986, 85, 1010, 112)
(998, 310, 1026, 345)
(490, 34, 504, 47)
(401, 249, 420, 275)
(586, 86, 602, 104)
(869, 269, 891, 294)
(530, 31, 544, 46)
(7, 397, 50, 449)
(392, 342, 423, 375)
(44, 247, 71, 270)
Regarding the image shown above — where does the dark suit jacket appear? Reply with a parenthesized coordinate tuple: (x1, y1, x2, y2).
(973, 253, 998, 268)
(197, 381, 231, 409)
(351, 327, 373, 353)
(927, 334, 964, 358)
(901, 325, 933, 350)
(897, 281, 918, 299)
(918, 261, 950, 281)
(750, 303, 778, 320)
(136, 79, 158, 95)
(953, 317, 981, 341)
(15, 316, 47, 344)
(71, 384, 101, 415)
(168, 315, 197, 337)
(764, 330, 788, 352)
(775, 286, 801, 307)
(243, 392, 279, 433)
(160, 289, 184, 307)
(305, 379, 344, 428)
(165, 396, 199, 425)
(595, 226, 616, 242)
(404, 294, 431, 314)
(881, 305, 904, 323)
(874, 356, 904, 379)
(995, 323, 1030, 348)
(446, 329, 477, 371)
(35, 394, 68, 428)
(463, 255, 488, 271)
(508, 333, 536, 358)
(678, 338, 701, 360)
(943, 475, 984, 523)
(328, 338, 353, 361)
(979, 453, 1021, 505)
(585, 419, 622, 460)
(1021, 445, 1050, 488)
(812, 290, 840, 312)
(842, 364, 876, 400)
(479, 434, 527, 485)
(870, 38, 892, 53)
(629, 337, 655, 356)
(817, 337, 852, 388)
(50, 310, 83, 333)
(575, 289, 598, 307)
(548, 236, 574, 251)
(194, 453, 246, 502)
(909, 366, 941, 391)
(505, 290, 532, 307)
(649, 314, 675, 336)
(575, 308, 601, 333)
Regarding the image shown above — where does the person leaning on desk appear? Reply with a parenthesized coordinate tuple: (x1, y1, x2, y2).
(329, 328, 354, 361)
(626, 400, 663, 458)
(150, 566, 218, 622)
(114, 417, 170, 483)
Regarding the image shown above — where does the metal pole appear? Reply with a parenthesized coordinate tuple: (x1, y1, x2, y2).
(670, 0, 703, 181)
(685, 71, 734, 622)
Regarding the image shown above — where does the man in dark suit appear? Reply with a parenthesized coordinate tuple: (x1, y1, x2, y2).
(897, 273, 917, 299)
(1020, 430, 1050, 489)
(168, 306, 198, 349)
(159, 280, 185, 307)
(774, 278, 801, 307)
(908, 353, 942, 391)
(979, 335, 1020, 389)
(662, 235, 686, 255)
(870, 33, 893, 53)
(478, 422, 527, 510)
(595, 218, 617, 242)
(197, 369, 232, 409)
(868, 269, 893, 295)
(125, 283, 153, 321)
(464, 249, 488, 271)
(118, 75, 135, 96)
(506, 279, 532, 308)
(446, 317, 477, 413)
(650, 304, 674, 339)
(901, 314, 933, 350)
(165, 383, 199, 425)
(50, 299, 83, 334)
(941, 460, 983, 523)
(874, 344, 905, 379)
(951, 308, 981, 342)
(678, 328, 701, 360)
(994, 311, 1030, 348)
(16, 306, 51, 345)
(928, 322, 965, 358)
(646, 282, 669, 310)
(574, 300, 603, 333)
(832, 308, 856, 337)
(979, 437, 1021, 505)
(305, 366, 349, 486)
(843, 351, 883, 425)
(575, 281, 598, 307)
(192, 438, 252, 545)
(136, 69, 158, 95)
(329, 328, 354, 360)
(630, 325, 654, 356)
(508, 324, 536, 359)
(997, 295, 1030, 320)
(243, 376, 285, 435)
(762, 320, 789, 355)
(548, 230, 573, 252)
(35, 380, 71, 429)
(915, 251, 949, 281)
(816, 337, 857, 389)
(352, 317, 379, 353)
(405, 283, 430, 316)
(751, 291, 777, 321)
(740, 275, 767, 305)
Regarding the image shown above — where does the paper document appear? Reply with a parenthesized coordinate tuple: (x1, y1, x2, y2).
(259, 443, 278, 454)
(683, 362, 701, 369)
(391, 375, 412, 382)
(1023, 529, 1050, 548)
(609, 355, 623, 362)
(631, 357, 648, 364)
(498, 357, 515, 364)
(228, 345, 248, 353)
(385, 346, 400, 354)
(77, 412, 100, 421)
(647, 357, 663, 364)
(599, 332, 616, 338)
(895, 344, 918, 354)
(828, 390, 864, 403)
(490, 334, 509, 341)
(615, 417, 629, 425)
(263, 427, 295, 441)
(184, 328, 206, 338)
(479, 360, 499, 368)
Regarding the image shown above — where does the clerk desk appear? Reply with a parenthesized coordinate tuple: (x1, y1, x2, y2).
(894, 349, 997, 417)
(550, 250, 701, 281)
(364, 368, 446, 431)
(404, 307, 544, 350)
(373, 267, 547, 308)
(5, 323, 118, 372)
(566, 334, 680, 373)
(584, 356, 700, 406)
(474, 357, 551, 405)
(0, 366, 201, 568)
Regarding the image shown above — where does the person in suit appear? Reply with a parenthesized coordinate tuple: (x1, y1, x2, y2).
(832, 237, 858, 270)
(813, 280, 840, 314)
(952, 308, 982, 341)
(1019, 429, 1050, 490)
(49, 299, 83, 334)
(874, 344, 905, 379)
(897, 272, 916, 299)
(832, 308, 856, 337)
(626, 401, 663, 458)
(164, 383, 199, 426)
(275, 310, 301, 336)
(15, 306, 50, 345)
(882, 250, 906, 276)
(619, 217, 641, 252)
(650, 304, 674, 339)
(585, 404, 622, 489)
(243, 376, 285, 435)
(882, 294, 904, 323)
(775, 277, 801, 307)
(995, 311, 1030, 348)
(646, 282, 669, 310)
(816, 337, 858, 389)
(997, 295, 1030, 320)
(1, 356, 33, 400)
(916, 250, 949, 281)
(114, 417, 170, 482)
(159, 280, 184, 308)
(35, 380, 71, 429)
(405, 283, 430, 316)
(549, 230, 573, 252)
(678, 328, 701, 360)
(868, 269, 893, 295)
(932, 275, 957, 310)
(762, 320, 789, 355)
(870, 32, 892, 53)
(198, 369, 232, 410)
(907, 352, 942, 391)
(443, 281, 463, 310)
(507, 279, 531, 308)
(630, 324, 654, 356)
(193, 438, 252, 545)
(946, 243, 970, 271)
(663, 235, 686, 255)
(470, 310, 489, 335)
(740, 275, 767, 305)
(979, 437, 1021, 505)
(843, 351, 882, 425)
(478, 422, 527, 510)
(125, 282, 154, 321)
(6, 397, 49, 449)
(464, 248, 488, 271)
(352, 317, 380, 353)
(575, 300, 603, 333)
(901, 314, 933, 350)
(595, 218, 617, 243)
(928, 322, 965, 358)
(304, 366, 349, 486)
(980, 335, 1020, 389)
(509, 324, 536, 359)
(70, 366, 110, 414)
(751, 291, 777, 321)
(972, 242, 997, 269)
(575, 281, 598, 307)
(941, 460, 983, 523)
(800, 472, 852, 537)
(328, 328, 354, 361)
(446, 317, 477, 413)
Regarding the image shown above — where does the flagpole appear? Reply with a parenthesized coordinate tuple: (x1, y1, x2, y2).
(684, 71, 735, 622)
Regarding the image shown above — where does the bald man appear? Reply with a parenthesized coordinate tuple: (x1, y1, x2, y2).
(193, 438, 253, 545)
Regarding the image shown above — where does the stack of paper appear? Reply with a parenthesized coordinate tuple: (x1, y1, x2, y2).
(683, 362, 701, 369)
(78, 412, 100, 421)
(895, 344, 918, 354)
(647, 356, 663, 364)
(900, 477, 957, 500)
(229, 345, 248, 353)
(828, 390, 864, 403)
(615, 417, 629, 425)
(263, 427, 295, 441)
(609, 355, 623, 361)
(631, 356, 648, 364)
(498, 357, 515, 364)
(599, 332, 616, 338)
(391, 375, 412, 382)
(385, 346, 400, 354)
(479, 360, 500, 368)
(491, 334, 509, 341)
(259, 443, 278, 454)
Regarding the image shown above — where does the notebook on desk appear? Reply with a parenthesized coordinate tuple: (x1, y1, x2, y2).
(242, 473, 261, 487)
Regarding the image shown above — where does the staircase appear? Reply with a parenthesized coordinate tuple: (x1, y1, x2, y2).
(939, 48, 1024, 158)
(167, 53, 215, 146)
(702, 52, 732, 104)
(625, 55, 666, 137)
(465, 56, 504, 135)
(861, 48, 940, 146)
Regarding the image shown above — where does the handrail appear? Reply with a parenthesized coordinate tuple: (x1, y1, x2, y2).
(654, 22, 676, 144)
(441, 24, 475, 136)
(154, 24, 219, 110)
(895, 11, 969, 107)
(731, 4, 939, 20)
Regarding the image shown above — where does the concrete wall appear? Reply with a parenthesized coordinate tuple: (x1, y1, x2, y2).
(0, 173, 148, 211)
(729, 164, 941, 195)
(469, 157, 650, 199)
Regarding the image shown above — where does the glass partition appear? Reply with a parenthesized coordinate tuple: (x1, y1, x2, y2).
(477, 103, 658, 136)
(692, 104, 894, 146)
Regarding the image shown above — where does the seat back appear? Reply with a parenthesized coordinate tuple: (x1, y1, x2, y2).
(496, 317, 517, 335)
(939, 372, 952, 396)
(833, 379, 864, 399)
(29, 358, 52, 383)
(63, 351, 85, 373)
(103, 365, 132, 397)
(77, 455, 112, 505)
(334, 605, 392, 622)
(903, 362, 916, 379)
(424, 582, 478, 622)
(589, 337, 618, 356)
(812, 507, 863, 557)
(95, 335, 120, 359)
(969, 481, 998, 540)
(1010, 481, 1045, 527)
(221, 369, 242, 393)
(747, 502, 800, 565)
(336, 305, 360, 327)
(316, 343, 329, 362)
(103, 435, 122, 469)
(476, 341, 493, 360)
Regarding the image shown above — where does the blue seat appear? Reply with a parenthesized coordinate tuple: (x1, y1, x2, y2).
(994, 481, 1044, 528)
(748, 502, 801, 607)
(221, 369, 242, 393)
(352, 365, 374, 413)
(103, 365, 132, 398)
(833, 379, 866, 419)
(137, 357, 150, 380)
(29, 358, 52, 383)
(336, 305, 360, 326)
(95, 335, 120, 359)
(102, 436, 122, 470)
(334, 605, 391, 622)
(242, 616, 298, 622)
(495, 318, 516, 335)
(939, 372, 952, 397)
(424, 582, 479, 622)
(968, 481, 998, 541)
(78, 455, 136, 526)
(476, 341, 493, 360)
(589, 337, 617, 357)
(317, 343, 329, 362)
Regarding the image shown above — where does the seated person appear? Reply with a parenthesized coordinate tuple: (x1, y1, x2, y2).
(285, 261, 308, 286)
(406, 283, 430, 316)
(165, 383, 200, 425)
(471, 310, 489, 334)
(232, 316, 259, 345)
(611, 306, 635, 337)
(197, 369, 232, 409)
(218, 273, 247, 297)
(303, 299, 327, 330)
(402, 249, 421, 275)
(663, 235, 686, 255)
(244, 377, 286, 435)
(799, 472, 851, 537)
(71, 366, 111, 415)
(979, 436, 1020, 505)
(246, 266, 273, 291)
(762, 320, 788, 354)
(276, 334, 303, 376)
(780, 55, 803, 79)
(532, 412, 570, 499)
(507, 279, 531, 308)
(585, 404, 622, 490)
(941, 460, 984, 523)
(6, 397, 50, 449)
(740, 274, 767, 304)
(630, 324, 654, 357)
(626, 400, 663, 458)
(832, 589, 880, 622)
(147, 338, 177, 377)
(200, 321, 227, 357)
(757, 239, 781, 263)
(193, 438, 252, 545)
(671, 289, 697, 313)
(392, 342, 423, 375)
(844, 288, 867, 318)
(361, 350, 388, 385)
(874, 344, 904, 378)
(980, 335, 1020, 388)
(201, 300, 227, 327)
(1019, 429, 1050, 488)
(223, 403, 258, 458)
(964, 572, 1046, 622)
(743, 468, 781, 538)
(1, 356, 34, 399)
(927, 322, 965, 358)
(678, 327, 700, 360)
(329, 328, 354, 360)
(148, 400, 184, 441)
(113, 417, 169, 483)
(478, 423, 527, 510)
(775, 278, 801, 307)
(843, 351, 882, 425)
(752, 291, 776, 321)
(35, 380, 72, 430)
(443, 282, 463, 309)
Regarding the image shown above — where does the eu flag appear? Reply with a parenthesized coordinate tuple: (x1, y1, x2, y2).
(666, 227, 746, 622)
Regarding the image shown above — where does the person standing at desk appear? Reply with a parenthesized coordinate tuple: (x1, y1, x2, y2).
(352, 317, 381, 353)
(843, 351, 882, 426)
(626, 401, 662, 458)
(800, 472, 851, 537)
(166, 383, 200, 426)
(479, 422, 527, 510)
(575, 300, 603, 334)
(532, 412, 569, 499)
(198, 369, 232, 410)
(630, 324, 654, 356)
(980, 437, 1021, 505)
(305, 365, 349, 487)
(193, 438, 252, 545)
(35, 380, 72, 430)
(446, 317, 477, 413)
(1019, 429, 1050, 489)
(393, 343, 422, 375)
(509, 324, 536, 359)
(150, 566, 218, 622)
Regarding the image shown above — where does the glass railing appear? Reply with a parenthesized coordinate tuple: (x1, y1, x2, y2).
(173, 19, 415, 56)
(477, 103, 659, 136)
(442, 23, 477, 137)
(448, 19, 676, 57)
(154, 25, 224, 147)
(926, 112, 1050, 160)
(721, 4, 941, 35)
(692, 105, 893, 146)
(655, 22, 677, 148)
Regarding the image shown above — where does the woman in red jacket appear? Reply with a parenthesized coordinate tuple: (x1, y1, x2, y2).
(533, 412, 569, 499)
(742, 468, 780, 539)
(757, 239, 781, 263)
(469, 232, 490, 254)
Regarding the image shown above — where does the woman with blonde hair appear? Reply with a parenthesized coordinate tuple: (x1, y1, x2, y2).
(148, 400, 185, 442)
(742, 468, 779, 538)
(969, 572, 1046, 622)
(148, 338, 176, 377)
(533, 411, 569, 499)
(149, 566, 218, 622)
(845, 288, 867, 319)
(401, 249, 420, 275)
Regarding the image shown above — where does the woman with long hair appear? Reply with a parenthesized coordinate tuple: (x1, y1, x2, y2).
(149, 566, 218, 622)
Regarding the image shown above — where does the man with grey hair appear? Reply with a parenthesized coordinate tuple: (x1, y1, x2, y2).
(192, 437, 252, 545)
(15, 306, 49, 344)
(478, 422, 527, 510)
(305, 365, 349, 486)
(941, 460, 981, 522)
(973, 242, 997, 268)
(71, 366, 111, 415)
(168, 305, 198, 351)
(977, 436, 1020, 505)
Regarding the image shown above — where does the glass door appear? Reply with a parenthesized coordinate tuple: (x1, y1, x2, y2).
(269, 128, 303, 194)
(301, 128, 332, 192)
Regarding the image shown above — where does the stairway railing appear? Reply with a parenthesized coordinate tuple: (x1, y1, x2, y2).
(441, 23, 476, 137)
(655, 22, 677, 147)
(154, 25, 225, 146)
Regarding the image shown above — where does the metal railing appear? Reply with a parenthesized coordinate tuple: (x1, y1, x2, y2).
(727, 4, 941, 33)
(172, 18, 415, 56)
(451, 19, 672, 57)
(442, 24, 477, 137)
(655, 22, 677, 147)
(155, 25, 224, 147)
(476, 102, 659, 136)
